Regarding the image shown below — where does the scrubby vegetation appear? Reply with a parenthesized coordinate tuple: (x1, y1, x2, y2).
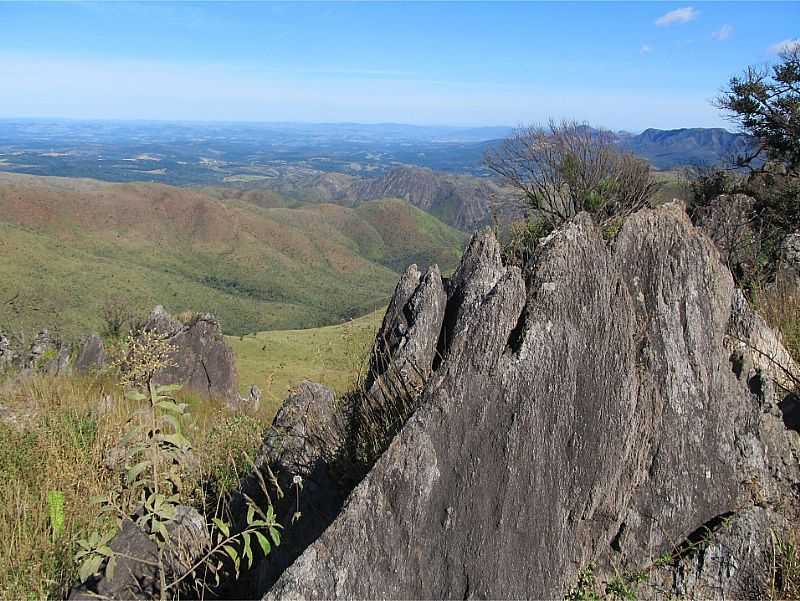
(687, 47, 800, 292)
(0, 302, 379, 598)
(0, 371, 272, 599)
(486, 119, 661, 227)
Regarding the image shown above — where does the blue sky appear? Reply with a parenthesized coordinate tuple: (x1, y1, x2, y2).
(0, 1, 797, 130)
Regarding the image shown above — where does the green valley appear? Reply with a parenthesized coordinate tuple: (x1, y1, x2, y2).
(0, 173, 465, 337)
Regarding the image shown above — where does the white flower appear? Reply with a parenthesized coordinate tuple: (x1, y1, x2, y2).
(292, 475, 303, 485)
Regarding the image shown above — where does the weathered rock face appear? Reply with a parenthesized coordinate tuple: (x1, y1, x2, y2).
(365, 263, 447, 405)
(224, 382, 348, 598)
(143, 307, 239, 404)
(74, 333, 107, 373)
(264, 202, 800, 600)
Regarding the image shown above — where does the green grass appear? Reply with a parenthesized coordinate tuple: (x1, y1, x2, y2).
(228, 309, 383, 419)
(0, 307, 384, 597)
(0, 174, 464, 338)
(0, 373, 271, 599)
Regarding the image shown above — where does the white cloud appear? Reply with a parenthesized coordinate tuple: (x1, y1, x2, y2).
(640, 44, 653, 55)
(712, 24, 734, 41)
(769, 39, 800, 54)
(655, 7, 698, 27)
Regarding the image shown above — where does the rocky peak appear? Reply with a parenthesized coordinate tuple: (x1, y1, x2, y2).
(260, 201, 800, 599)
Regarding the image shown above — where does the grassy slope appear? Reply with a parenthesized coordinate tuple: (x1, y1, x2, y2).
(228, 309, 383, 418)
(0, 308, 385, 595)
(0, 173, 464, 337)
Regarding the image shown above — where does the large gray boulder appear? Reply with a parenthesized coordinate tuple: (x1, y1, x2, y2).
(264, 203, 800, 599)
(143, 307, 239, 404)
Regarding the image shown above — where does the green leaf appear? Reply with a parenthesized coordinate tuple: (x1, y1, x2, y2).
(155, 520, 170, 542)
(156, 400, 187, 414)
(157, 432, 190, 449)
(254, 531, 271, 556)
(105, 555, 117, 581)
(243, 533, 254, 569)
(126, 460, 152, 485)
(156, 383, 183, 394)
(212, 517, 230, 538)
(47, 490, 65, 538)
(78, 554, 104, 583)
(126, 391, 147, 401)
(223, 544, 238, 562)
(269, 526, 281, 547)
(246, 504, 255, 525)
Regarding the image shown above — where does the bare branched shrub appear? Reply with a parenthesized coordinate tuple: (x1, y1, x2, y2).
(486, 120, 661, 226)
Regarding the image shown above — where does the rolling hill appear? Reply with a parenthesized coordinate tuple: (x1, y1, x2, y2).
(0, 173, 465, 337)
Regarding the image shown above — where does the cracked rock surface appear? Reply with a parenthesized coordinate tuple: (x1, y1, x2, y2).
(258, 202, 800, 600)
(144, 306, 239, 404)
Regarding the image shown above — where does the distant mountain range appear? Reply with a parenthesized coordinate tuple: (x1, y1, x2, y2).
(0, 120, 757, 185)
(617, 128, 757, 170)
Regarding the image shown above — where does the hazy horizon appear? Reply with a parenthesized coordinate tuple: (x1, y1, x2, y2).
(2, 1, 798, 130)
(0, 116, 747, 136)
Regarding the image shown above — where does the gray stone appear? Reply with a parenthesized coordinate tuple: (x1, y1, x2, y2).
(0, 333, 12, 371)
(365, 263, 447, 406)
(69, 505, 210, 600)
(43, 344, 71, 376)
(258, 381, 345, 477)
(223, 382, 347, 598)
(264, 203, 800, 600)
(143, 306, 239, 404)
(74, 333, 107, 373)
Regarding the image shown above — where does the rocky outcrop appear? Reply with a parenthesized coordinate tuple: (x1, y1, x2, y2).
(74, 333, 107, 373)
(224, 382, 348, 598)
(365, 263, 447, 404)
(263, 202, 800, 599)
(143, 307, 239, 404)
(69, 505, 210, 601)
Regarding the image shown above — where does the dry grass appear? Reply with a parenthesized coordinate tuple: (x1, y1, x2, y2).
(0, 374, 127, 599)
(0, 373, 269, 599)
(768, 528, 800, 600)
(754, 281, 800, 365)
(754, 282, 800, 599)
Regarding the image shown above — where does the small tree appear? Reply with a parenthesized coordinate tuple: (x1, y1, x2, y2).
(715, 47, 800, 172)
(693, 47, 800, 288)
(485, 120, 660, 227)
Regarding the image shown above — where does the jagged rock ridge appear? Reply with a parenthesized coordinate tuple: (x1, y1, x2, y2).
(261, 202, 800, 599)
